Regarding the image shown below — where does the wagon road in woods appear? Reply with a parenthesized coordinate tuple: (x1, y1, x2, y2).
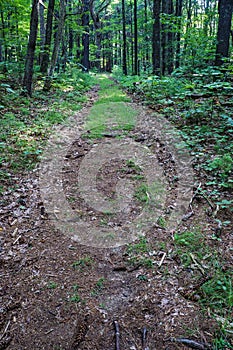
(0, 76, 233, 350)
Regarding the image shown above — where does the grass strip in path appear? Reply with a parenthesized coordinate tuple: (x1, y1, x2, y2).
(84, 74, 138, 139)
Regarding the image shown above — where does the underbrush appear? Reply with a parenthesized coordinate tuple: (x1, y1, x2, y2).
(113, 65, 233, 211)
(0, 67, 93, 193)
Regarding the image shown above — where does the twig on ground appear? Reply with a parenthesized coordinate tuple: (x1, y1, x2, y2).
(142, 327, 150, 350)
(189, 253, 205, 275)
(114, 321, 120, 350)
(158, 252, 166, 268)
(169, 337, 212, 349)
(0, 321, 10, 340)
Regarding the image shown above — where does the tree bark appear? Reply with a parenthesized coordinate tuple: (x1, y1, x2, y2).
(215, 0, 233, 66)
(40, 0, 55, 73)
(81, 0, 90, 71)
(152, 0, 161, 75)
(167, 0, 174, 74)
(23, 0, 39, 96)
(43, 0, 66, 91)
(39, 1, 46, 64)
(175, 0, 182, 69)
(133, 0, 138, 75)
(122, 0, 127, 75)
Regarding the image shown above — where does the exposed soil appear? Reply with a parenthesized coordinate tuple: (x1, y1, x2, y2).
(0, 84, 232, 349)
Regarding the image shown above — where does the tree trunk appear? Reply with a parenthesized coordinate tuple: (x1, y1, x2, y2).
(0, 8, 7, 63)
(215, 0, 233, 66)
(23, 0, 39, 96)
(133, 0, 138, 75)
(40, 0, 55, 73)
(122, 0, 127, 75)
(161, 0, 167, 75)
(152, 0, 161, 75)
(82, 0, 90, 71)
(175, 0, 182, 69)
(43, 0, 66, 91)
(167, 0, 174, 74)
(68, 0, 74, 58)
(144, 0, 149, 66)
(39, 1, 46, 64)
(90, 3, 102, 71)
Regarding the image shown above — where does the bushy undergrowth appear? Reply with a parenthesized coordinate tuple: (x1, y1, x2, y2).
(0, 67, 93, 184)
(113, 65, 233, 204)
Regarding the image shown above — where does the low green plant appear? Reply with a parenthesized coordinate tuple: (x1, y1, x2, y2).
(72, 256, 94, 270)
(91, 277, 106, 296)
(69, 285, 82, 303)
(134, 183, 149, 203)
(212, 333, 233, 350)
(127, 236, 149, 254)
(69, 293, 81, 303)
(205, 154, 233, 178)
(47, 281, 58, 289)
(200, 272, 233, 311)
(157, 216, 167, 228)
(174, 230, 210, 267)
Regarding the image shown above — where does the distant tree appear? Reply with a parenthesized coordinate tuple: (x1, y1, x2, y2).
(23, 0, 39, 96)
(161, 0, 175, 75)
(40, 0, 55, 73)
(133, 0, 138, 75)
(152, 0, 161, 75)
(215, 0, 233, 66)
(39, 0, 46, 60)
(43, 0, 66, 90)
(82, 0, 90, 71)
(122, 0, 128, 75)
(175, 0, 182, 69)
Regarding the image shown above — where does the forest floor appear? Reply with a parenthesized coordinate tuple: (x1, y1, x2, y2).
(0, 74, 232, 350)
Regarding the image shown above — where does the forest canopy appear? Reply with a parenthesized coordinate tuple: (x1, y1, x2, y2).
(0, 0, 232, 95)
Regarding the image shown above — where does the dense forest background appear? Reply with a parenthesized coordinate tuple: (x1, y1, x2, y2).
(0, 0, 232, 95)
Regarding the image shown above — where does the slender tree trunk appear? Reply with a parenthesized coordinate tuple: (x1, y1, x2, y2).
(175, 0, 182, 69)
(39, 1, 45, 46)
(23, 0, 39, 96)
(39, 1, 46, 64)
(167, 0, 174, 74)
(43, 0, 66, 90)
(40, 0, 55, 73)
(90, 3, 102, 71)
(152, 0, 161, 75)
(130, 0, 134, 73)
(82, 0, 90, 71)
(161, 0, 167, 75)
(144, 0, 149, 65)
(133, 0, 138, 75)
(122, 0, 127, 75)
(0, 8, 7, 63)
(68, 0, 74, 58)
(215, 0, 233, 66)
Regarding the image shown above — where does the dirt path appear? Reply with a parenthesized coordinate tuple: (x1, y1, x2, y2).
(0, 79, 230, 349)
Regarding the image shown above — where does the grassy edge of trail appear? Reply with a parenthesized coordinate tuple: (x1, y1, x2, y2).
(0, 68, 93, 195)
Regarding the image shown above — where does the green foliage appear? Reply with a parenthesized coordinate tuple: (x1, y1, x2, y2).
(47, 281, 58, 289)
(134, 183, 149, 203)
(127, 236, 149, 254)
(72, 256, 94, 270)
(0, 68, 93, 187)
(127, 237, 154, 268)
(174, 230, 209, 267)
(200, 272, 233, 311)
(205, 154, 233, 177)
(91, 277, 106, 296)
